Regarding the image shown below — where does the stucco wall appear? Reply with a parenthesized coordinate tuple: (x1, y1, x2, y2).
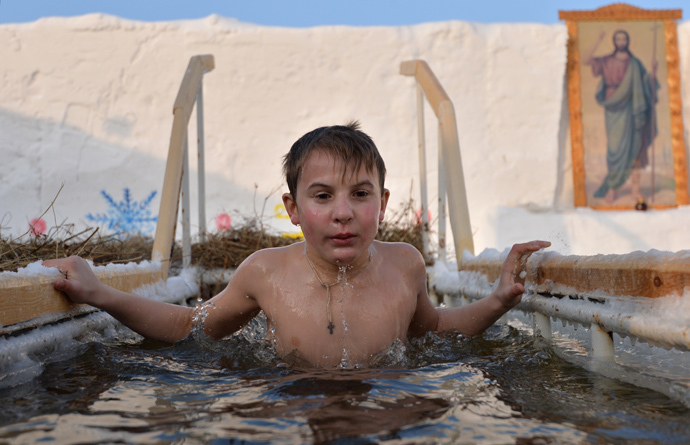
(1, 14, 689, 256)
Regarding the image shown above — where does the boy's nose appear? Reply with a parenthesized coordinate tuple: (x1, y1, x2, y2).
(333, 197, 354, 223)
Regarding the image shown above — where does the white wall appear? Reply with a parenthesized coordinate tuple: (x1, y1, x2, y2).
(1, 14, 689, 257)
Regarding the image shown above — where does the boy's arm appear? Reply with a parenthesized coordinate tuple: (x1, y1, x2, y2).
(409, 241, 550, 338)
(437, 241, 550, 336)
(43, 256, 194, 343)
(44, 254, 263, 343)
(196, 252, 266, 340)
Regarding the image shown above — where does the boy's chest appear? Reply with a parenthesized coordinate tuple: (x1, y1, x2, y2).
(263, 278, 417, 367)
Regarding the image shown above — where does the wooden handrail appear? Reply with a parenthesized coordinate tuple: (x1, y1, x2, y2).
(152, 55, 215, 279)
(0, 266, 162, 334)
(436, 250, 690, 353)
(400, 60, 474, 263)
(460, 251, 690, 299)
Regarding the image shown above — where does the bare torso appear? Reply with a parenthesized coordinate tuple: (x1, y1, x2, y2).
(242, 242, 425, 367)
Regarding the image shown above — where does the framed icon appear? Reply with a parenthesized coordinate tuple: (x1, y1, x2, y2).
(560, 4, 688, 209)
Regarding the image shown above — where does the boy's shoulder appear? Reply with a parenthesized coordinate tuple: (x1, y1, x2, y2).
(373, 240, 425, 268)
(243, 242, 302, 266)
(374, 239, 420, 254)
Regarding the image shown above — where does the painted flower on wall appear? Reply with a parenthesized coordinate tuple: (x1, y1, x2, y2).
(86, 188, 158, 236)
(215, 213, 232, 231)
(29, 218, 47, 236)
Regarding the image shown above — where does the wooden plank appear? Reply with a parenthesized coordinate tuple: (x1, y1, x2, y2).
(0, 267, 162, 334)
(461, 258, 503, 284)
(461, 252, 690, 299)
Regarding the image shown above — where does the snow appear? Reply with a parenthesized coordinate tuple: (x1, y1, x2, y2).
(0, 261, 63, 280)
(1, 258, 162, 280)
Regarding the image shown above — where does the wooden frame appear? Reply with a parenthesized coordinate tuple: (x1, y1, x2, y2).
(560, 4, 688, 209)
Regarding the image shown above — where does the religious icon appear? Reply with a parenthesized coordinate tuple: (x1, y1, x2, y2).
(560, 4, 688, 210)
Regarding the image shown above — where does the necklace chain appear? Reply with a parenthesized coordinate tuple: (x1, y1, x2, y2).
(305, 247, 373, 335)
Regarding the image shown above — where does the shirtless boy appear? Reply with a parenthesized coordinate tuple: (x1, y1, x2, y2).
(44, 122, 549, 367)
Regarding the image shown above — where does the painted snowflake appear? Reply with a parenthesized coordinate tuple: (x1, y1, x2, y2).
(86, 188, 158, 236)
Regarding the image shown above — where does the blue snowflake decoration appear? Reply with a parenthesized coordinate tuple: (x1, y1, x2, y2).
(86, 188, 158, 236)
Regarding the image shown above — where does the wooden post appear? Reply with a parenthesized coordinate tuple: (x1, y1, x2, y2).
(415, 85, 430, 262)
(533, 312, 552, 340)
(591, 324, 615, 360)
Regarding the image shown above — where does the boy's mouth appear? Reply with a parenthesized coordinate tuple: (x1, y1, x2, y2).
(331, 233, 355, 245)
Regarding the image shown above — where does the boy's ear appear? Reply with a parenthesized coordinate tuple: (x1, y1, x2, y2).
(379, 188, 390, 222)
(282, 193, 300, 226)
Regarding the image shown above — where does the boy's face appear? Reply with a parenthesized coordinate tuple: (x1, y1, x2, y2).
(283, 151, 389, 266)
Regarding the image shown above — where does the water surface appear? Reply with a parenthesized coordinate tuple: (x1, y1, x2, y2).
(1, 319, 688, 444)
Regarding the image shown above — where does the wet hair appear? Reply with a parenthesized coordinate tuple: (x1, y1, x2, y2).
(282, 121, 387, 197)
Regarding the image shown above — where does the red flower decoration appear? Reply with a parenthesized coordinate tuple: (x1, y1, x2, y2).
(29, 218, 47, 236)
(215, 213, 232, 231)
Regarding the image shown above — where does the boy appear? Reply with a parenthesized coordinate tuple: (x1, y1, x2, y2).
(44, 122, 549, 367)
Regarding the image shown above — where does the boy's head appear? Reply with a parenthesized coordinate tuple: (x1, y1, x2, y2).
(282, 121, 387, 199)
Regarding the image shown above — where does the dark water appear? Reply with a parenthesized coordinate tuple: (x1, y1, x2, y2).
(1, 321, 689, 444)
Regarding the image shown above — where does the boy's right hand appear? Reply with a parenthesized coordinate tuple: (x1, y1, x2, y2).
(42, 256, 105, 305)
(494, 240, 551, 309)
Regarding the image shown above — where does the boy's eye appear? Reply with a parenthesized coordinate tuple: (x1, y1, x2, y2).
(315, 193, 330, 200)
(354, 190, 369, 198)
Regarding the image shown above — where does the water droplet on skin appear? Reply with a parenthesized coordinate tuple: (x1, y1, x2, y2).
(191, 301, 217, 341)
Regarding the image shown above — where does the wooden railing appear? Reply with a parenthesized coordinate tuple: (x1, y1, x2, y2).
(432, 251, 690, 356)
(0, 266, 162, 335)
(152, 55, 215, 279)
(400, 60, 474, 264)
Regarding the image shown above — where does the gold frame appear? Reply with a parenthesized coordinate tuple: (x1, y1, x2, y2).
(560, 3, 688, 209)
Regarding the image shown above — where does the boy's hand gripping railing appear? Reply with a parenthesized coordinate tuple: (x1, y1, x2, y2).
(152, 55, 215, 280)
(439, 252, 690, 358)
(400, 60, 474, 265)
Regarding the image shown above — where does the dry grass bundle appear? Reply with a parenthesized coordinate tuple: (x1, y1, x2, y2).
(0, 223, 154, 272)
(1, 200, 431, 273)
(376, 200, 425, 260)
(188, 221, 297, 269)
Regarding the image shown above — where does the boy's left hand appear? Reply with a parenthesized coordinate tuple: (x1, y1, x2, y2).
(495, 240, 550, 309)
